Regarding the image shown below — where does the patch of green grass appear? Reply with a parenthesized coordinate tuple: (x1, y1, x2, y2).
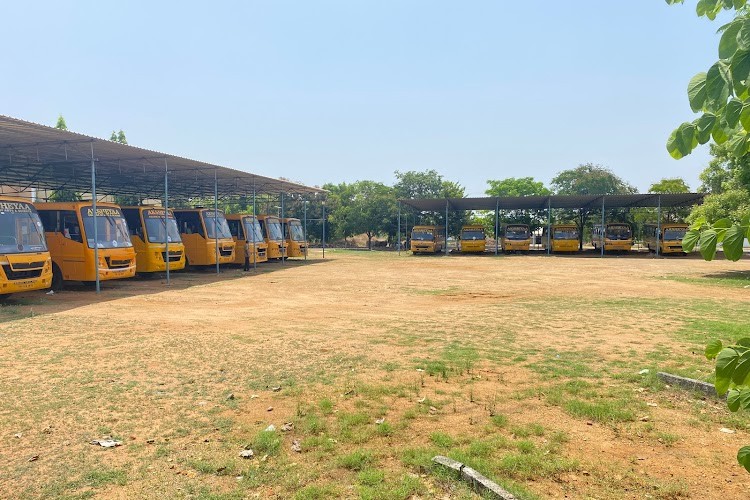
(657, 431, 680, 447)
(294, 485, 340, 499)
(429, 432, 454, 448)
(662, 272, 750, 289)
(516, 440, 536, 454)
(337, 411, 370, 430)
(382, 362, 399, 372)
(376, 422, 393, 436)
(251, 429, 281, 455)
(564, 399, 635, 423)
(337, 450, 375, 471)
(357, 468, 385, 486)
(82, 467, 127, 487)
(400, 447, 436, 470)
(187, 459, 236, 476)
(490, 414, 508, 427)
(300, 413, 327, 435)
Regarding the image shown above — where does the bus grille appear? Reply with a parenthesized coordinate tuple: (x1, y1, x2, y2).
(9, 261, 45, 270)
(106, 258, 132, 269)
(161, 251, 183, 262)
(219, 248, 233, 257)
(2, 265, 43, 280)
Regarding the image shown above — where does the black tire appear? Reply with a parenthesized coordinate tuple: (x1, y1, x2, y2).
(51, 264, 64, 291)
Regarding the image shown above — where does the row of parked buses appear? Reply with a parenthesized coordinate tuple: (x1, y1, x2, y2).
(0, 196, 308, 299)
(409, 223, 690, 254)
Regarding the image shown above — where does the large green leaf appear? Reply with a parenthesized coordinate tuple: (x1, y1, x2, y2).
(727, 388, 750, 412)
(715, 347, 741, 395)
(726, 98, 743, 127)
(728, 132, 749, 156)
(700, 228, 719, 260)
(721, 19, 743, 58)
(712, 118, 731, 144)
(688, 72, 708, 112)
(732, 350, 750, 386)
(706, 61, 732, 111)
(690, 216, 708, 230)
(731, 49, 750, 99)
(682, 228, 700, 252)
(739, 19, 750, 51)
(706, 339, 724, 359)
(738, 446, 750, 474)
(695, 113, 717, 144)
(667, 123, 698, 159)
(723, 224, 746, 261)
(738, 338, 750, 348)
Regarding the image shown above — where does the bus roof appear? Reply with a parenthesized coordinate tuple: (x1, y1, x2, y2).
(35, 201, 122, 210)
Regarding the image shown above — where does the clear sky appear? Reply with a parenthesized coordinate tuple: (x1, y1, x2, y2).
(0, 1, 734, 196)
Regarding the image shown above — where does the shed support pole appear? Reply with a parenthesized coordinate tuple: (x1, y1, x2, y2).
(445, 201, 449, 256)
(495, 199, 499, 256)
(164, 158, 170, 285)
(656, 195, 662, 257)
(397, 201, 401, 255)
(91, 142, 100, 293)
(547, 198, 551, 255)
(322, 201, 326, 259)
(215, 170, 219, 275)
(280, 192, 285, 265)
(253, 186, 257, 271)
(601, 197, 605, 258)
(303, 199, 308, 261)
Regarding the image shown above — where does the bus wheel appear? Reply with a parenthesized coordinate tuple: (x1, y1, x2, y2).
(51, 264, 64, 291)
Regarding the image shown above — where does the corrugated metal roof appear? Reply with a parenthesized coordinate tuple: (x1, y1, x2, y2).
(400, 193, 705, 212)
(0, 115, 326, 200)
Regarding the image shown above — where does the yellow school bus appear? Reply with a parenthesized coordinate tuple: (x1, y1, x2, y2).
(592, 223, 633, 252)
(226, 214, 269, 265)
(410, 225, 445, 254)
(0, 197, 52, 298)
(121, 207, 186, 273)
(501, 224, 531, 253)
(35, 202, 136, 287)
(173, 208, 235, 266)
(459, 225, 486, 253)
(644, 223, 688, 254)
(541, 224, 579, 252)
(282, 218, 307, 258)
(257, 215, 287, 260)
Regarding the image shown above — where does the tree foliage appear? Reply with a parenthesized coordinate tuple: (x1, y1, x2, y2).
(485, 177, 550, 197)
(110, 130, 128, 144)
(394, 169, 468, 236)
(55, 114, 67, 130)
(551, 164, 635, 249)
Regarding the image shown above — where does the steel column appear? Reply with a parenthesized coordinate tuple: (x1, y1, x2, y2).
(601, 197, 605, 258)
(495, 199, 499, 256)
(280, 192, 285, 265)
(214, 170, 219, 274)
(303, 199, 308, 261)
(547, 197, 551, 255)
(253, 186, 257, 271)
(444, 200, 449, 256)
(656, 195, 662, 257)
(91, 142, 100, 293)
(164, 158, 170, 285)
(397, 201, 401, 255)
(322, 201, 326, 259)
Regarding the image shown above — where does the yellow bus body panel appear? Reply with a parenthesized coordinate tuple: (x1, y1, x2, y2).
(258, 215, 286, 260)
(181, 234, 235, 266)
(460, 240, 485, 253)
(130, 235, 186, 272)
(0, 196, 52, 295)
(501, 238, 531, 251)
(604, 240, 633, 252)
(226, 214, 269, 265)
(551, 240, 579, 252)
(283, 218, 307, 258)
(36, 202, 136, 283)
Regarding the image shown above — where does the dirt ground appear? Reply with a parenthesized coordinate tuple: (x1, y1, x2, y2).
(0, 250, 749, 499)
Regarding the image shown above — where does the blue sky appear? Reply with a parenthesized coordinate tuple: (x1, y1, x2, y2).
(0, 1, 734, 196)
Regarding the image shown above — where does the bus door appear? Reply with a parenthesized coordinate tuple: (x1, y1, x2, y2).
(58, 210, 86, 279)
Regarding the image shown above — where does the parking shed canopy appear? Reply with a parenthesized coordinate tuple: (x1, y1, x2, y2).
(0, 115, 325, 200)
(400, 193, 705, 212)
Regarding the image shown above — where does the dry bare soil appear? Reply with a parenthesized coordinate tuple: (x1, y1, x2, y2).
(1, 250, 749, 499)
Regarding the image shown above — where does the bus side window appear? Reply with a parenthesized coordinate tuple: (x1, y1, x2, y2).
(61, 211, 82, 243)
(122, 210, 142, 237)
(228, 219, 240, 239)
(37, 210, 57, 233)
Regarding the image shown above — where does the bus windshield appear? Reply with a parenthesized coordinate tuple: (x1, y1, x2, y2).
(0, 202, 47, 254)
(664, 228, 687, 241)
(144, 214, 182, 244)
(267, 220, 283, 241)
(606, 225, 631, 240)
(553, 228, 578, 240)
(202, 211, 232, 239)
(289, 222, 305, 241)
(244, 218, 266, 243)
(505, 227, 529, 240)
(462, 230, 485, 240)
(80, 207, 133, 249)
(411, 231, 434, 241)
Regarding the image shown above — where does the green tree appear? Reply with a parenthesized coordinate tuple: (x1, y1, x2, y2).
(691, 143, 750, 223)
(485, 177, 550, 231)
(550, 164, 636, 250)
(394, 170, 468, 237)
(110, 130, 128, 144)
(55, 114, 67, 130)
(651, 177, 692, 223)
